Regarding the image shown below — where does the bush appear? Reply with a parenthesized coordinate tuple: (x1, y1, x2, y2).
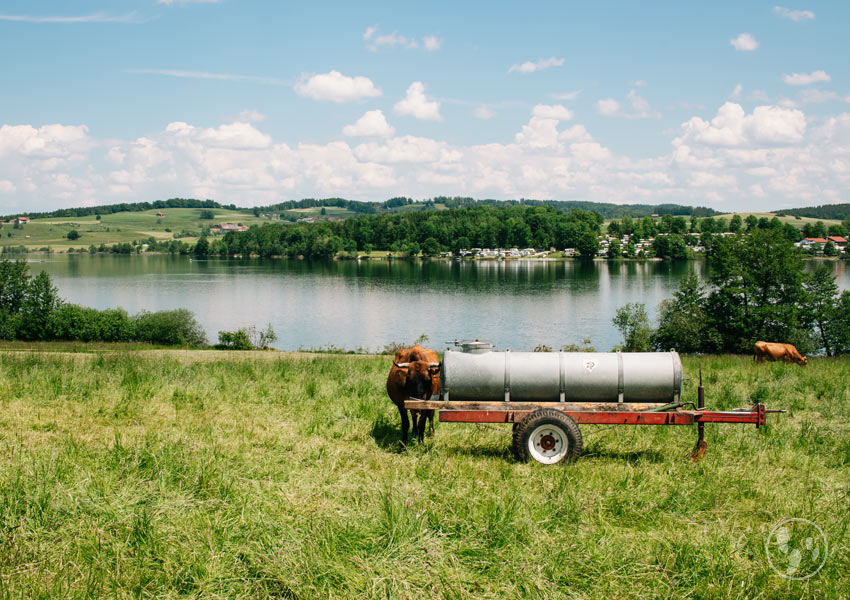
(217, 329, 254, 350)
(612, 303, 653, 351)
(131, 309, 207, 346)
(67, 230, 80, 240)
(216, 325, 277, 350)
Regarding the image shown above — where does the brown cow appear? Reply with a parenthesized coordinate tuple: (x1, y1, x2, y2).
(386, 345, 441, 443)
(754, 341, 808, 366)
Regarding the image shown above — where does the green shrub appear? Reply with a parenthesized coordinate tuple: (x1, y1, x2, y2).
(131, 309, 207, 346)
(216, 329, 254, 350)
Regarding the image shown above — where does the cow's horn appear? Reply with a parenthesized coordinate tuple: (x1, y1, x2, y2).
(428, 362, 440, 367)
(394, 362, 409, 368)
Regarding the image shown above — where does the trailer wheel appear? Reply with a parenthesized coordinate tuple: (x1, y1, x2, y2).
(513, 409, 582, 465)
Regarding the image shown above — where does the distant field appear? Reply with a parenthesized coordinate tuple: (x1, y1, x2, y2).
(0, 349, 847, 598)
(714, 212, 842, 229)
(0, 208, 269, 251)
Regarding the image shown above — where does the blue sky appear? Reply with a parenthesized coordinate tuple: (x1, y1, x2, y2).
(1, 0, 848, 212)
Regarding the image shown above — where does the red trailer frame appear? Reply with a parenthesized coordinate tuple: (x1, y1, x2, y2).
(404, 379, 784, 463)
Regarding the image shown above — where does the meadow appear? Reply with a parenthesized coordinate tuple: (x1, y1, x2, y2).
(0, 208, 268, 251)
(0, 349, 848, 599)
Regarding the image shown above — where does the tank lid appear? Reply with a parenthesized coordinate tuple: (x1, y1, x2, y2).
(447, 338, 494, 353)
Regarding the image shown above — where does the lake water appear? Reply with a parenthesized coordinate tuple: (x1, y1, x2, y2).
(27, 255, 850, 353)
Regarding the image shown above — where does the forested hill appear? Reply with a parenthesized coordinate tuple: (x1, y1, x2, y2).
(5, 198, 233, 220)
(215, 204, 607, 258)
(773, 203, 850, 220)
(6, 196, 720, 221)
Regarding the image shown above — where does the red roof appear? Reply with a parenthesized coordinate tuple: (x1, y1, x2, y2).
(805, 237, 828, 243)
(828, 236, 847, 243)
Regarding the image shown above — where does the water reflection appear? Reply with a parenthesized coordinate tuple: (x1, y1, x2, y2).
(28, 255, 847, 352)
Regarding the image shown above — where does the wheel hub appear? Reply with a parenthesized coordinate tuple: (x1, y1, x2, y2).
(539, 434, 557, 451)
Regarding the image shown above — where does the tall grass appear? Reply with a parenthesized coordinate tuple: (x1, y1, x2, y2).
(0, 350, 847, 598)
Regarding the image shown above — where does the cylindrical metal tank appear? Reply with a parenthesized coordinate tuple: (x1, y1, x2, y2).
(441, 345, 682, 403)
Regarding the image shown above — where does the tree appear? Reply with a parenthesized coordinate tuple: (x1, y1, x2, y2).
(421, 237, 440, 257)
(576, 231, 599, 258)
(823, 241, 838, 256)
(613, 303, 653, 351)
(67, 230, 80, 240)
(705, 229, 807, 353)
(803, 264, 840, 355)
(199, 210, 215, 220)
(19, 271, 59, 340)
(607, 237, 622, 259)
(729, 214, 742, 233)
(194, 236, 209, 257)
(745, 214, 758, 232)
(653, 272, 718, 353)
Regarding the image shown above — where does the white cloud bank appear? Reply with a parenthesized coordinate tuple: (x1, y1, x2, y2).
(3, 102, 850, 213)
(294, 71, 381, 103)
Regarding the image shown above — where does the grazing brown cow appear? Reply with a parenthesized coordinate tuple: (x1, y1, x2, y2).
(754, 341, 808, 366)
(386, 345, 441, 443)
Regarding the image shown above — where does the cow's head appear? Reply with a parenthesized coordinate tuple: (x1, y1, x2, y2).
(393, 360, 440, 400)
(798, 355, 808, 366)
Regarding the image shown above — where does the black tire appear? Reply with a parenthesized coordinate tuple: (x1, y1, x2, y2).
(513, 409, 583, 464)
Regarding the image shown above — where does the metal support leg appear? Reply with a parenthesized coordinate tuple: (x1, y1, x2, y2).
(690, 365, 707, 462)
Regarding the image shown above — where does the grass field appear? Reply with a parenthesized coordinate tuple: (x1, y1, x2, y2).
(0, 208, 268, 251)
(0, 349, 847, 598)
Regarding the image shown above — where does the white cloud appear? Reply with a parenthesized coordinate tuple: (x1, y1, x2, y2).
(730, 33, 759, 51)
(394, 82, 442, 120)
(597, 99, 621, 116)
(508, 56, 564, 73)
(343, 110, 396, 137)
(362, 25, 440, 51)
(234, 109, 266, 123)
(294, 70, 381, 103)
(748, 89, 770, 102)
(773, 6, 815, 21)
(423, 35, 442, 51)
(473, 106, 496, 120)
(799, 89, 850, 104)
(676, 102, 806, 147)
(0, 180, 16, 194)
(553, 90, 582, 101)
(166, 121, 272, 149)
(531, 104, 574, 121)
(783, 70, 831, 85)
(596, 91, 659, 119)
(129, 68, 286, 85)
(731, 83, 743, 99)
(0, 12, 142, 23)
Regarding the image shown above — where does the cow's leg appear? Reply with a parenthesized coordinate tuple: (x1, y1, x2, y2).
(416, 411, 427, 442)
(427, 410, 435, 435)
(397, 403, 410, 444)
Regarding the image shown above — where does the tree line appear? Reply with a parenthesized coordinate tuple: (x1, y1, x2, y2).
(774, 203, 850, 221)
(3, 198, 231, 221)
(208, 205, 604, 258)
(613, 229, 850, 356)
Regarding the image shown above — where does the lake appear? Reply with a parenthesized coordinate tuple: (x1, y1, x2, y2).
(27, 255, 850, 353)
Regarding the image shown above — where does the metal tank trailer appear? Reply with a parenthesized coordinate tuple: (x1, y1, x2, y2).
(403, 340, 784, 465)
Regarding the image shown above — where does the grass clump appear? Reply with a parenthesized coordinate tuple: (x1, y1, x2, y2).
(0, 351, 847, 598)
